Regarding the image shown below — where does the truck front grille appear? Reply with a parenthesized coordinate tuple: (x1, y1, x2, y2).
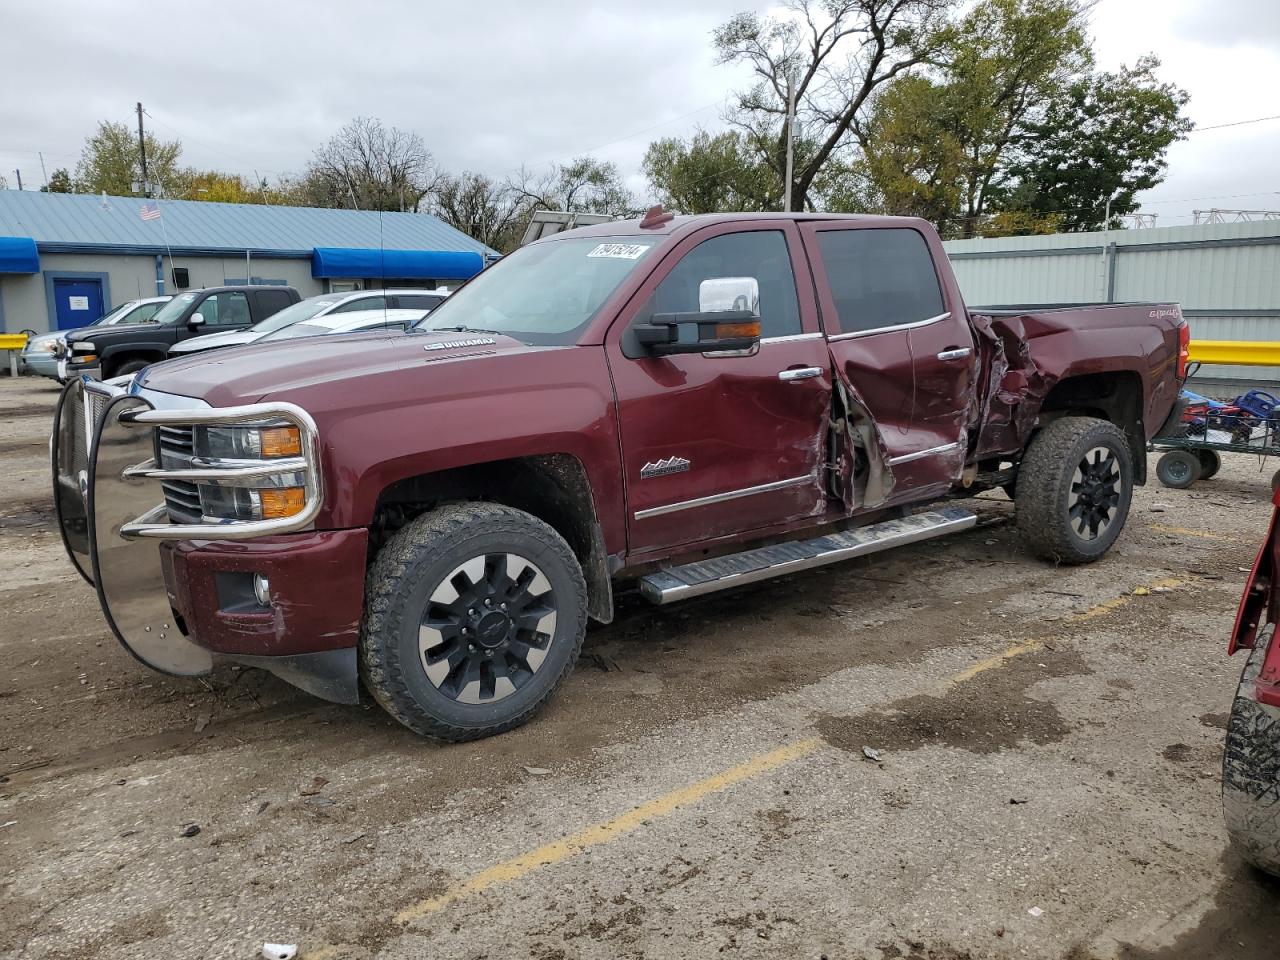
(156, 426, 202, 523)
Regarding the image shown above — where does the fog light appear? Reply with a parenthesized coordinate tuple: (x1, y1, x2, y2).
(253, 574, 271, 606)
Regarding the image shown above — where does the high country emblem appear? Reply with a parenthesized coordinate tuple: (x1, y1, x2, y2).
(640, 456, 691, 479)
(424, 337, 498, 351)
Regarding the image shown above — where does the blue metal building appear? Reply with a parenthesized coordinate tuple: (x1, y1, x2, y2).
(0, 191, 496, 334)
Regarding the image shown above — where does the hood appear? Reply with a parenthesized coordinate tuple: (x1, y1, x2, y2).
(138, 329, 536, 407)
(74, 323, 162, 347)
(169, 329, 262, 354)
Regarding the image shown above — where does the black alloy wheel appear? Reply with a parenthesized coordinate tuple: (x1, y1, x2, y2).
(1068, 445, 1123, 541)
(418, 552, 557, 704)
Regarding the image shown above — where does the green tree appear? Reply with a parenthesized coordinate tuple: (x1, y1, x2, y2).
(1002, 56, 1192, 231)
(642, 130, 776, 213)
(846, 74, 967, 224)
(857, 0, 1091, 236)
(42, 168, 74, 193)
(74, 121, 182, 197)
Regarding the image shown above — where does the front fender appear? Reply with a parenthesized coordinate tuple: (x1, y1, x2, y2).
(1232, 488, 1280, 707)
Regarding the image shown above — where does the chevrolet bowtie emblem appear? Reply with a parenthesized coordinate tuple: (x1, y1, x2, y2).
(640, 456, 691, 479)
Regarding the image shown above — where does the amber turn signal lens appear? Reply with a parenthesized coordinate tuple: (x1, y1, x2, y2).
(260, 426, 302, 458)
(713, 320, 760, 339)
(259, 487, 305, 519)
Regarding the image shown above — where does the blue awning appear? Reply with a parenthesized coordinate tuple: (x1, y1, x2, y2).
(0, 236, 39, 274)
(311, 247, 483, 280)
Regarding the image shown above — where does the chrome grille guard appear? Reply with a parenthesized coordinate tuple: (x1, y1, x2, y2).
(54, 376, 323, 549)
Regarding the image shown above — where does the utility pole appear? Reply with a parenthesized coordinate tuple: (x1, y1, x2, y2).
(38, 152, 48, 189)
(13, 169, 22, 191)
(136, 101, 150, 198)
(783, 71, 796, 213)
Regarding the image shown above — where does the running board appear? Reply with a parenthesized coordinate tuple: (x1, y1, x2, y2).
(638, 506, 977, 604)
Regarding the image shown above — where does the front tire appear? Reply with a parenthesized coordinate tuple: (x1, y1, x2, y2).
(1223, 630, 1280, 876)
(360, 502, 587, 742)
(1015, 416, 1133, 564)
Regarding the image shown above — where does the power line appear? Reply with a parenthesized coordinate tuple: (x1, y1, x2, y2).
(1190, 114, 1280, 133)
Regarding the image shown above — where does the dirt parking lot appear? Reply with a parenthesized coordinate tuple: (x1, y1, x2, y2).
(2, 374, 1279, 960)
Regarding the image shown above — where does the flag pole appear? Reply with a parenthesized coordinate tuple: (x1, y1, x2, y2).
(152, 200, 175, 296)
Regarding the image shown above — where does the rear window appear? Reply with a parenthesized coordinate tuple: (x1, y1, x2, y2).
(816, 228, 945, 335)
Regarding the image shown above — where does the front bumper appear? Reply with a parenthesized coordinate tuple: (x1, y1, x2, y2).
(22, 353, 61, 379)
(52, 376, 362, 704)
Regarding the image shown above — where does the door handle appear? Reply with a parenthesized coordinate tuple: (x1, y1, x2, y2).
(936, 347, 972, 361)
(778, 366, 824, 382)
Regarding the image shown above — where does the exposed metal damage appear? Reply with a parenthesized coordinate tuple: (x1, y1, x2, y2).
(968, 313, 1056, 462)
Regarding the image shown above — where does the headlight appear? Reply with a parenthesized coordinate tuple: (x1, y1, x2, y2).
(198, 483, 307, 521)
(195, 424, 302, 460)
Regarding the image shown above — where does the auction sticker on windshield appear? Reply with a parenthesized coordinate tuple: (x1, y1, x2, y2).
(587, 243, 650, 260)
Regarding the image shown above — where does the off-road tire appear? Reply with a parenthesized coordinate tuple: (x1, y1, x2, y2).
(1156, 450, 1201, 489)
(1015, 416, 1133, 564)
(110, 359, 149, 379)
(1197, 449, 1222, 480)
(1223, 630, 1280, 876)
(360, 502, 587, 742)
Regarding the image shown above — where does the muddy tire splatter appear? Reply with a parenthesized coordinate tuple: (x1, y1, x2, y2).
(1223, 630, 1280, 877)
(1014, 416, 1133, 564)
(360, 502, 587, 742)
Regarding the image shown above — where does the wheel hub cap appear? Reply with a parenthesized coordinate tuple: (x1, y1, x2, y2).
(417, 552, 557, 704)
(1068, 445, 1122, 541)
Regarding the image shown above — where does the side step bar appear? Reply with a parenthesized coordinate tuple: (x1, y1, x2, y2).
(638, 506, 977, 604)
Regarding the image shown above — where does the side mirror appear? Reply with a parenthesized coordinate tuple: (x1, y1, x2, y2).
(187, 313, 206, 329)
(635, 276, 762, 356)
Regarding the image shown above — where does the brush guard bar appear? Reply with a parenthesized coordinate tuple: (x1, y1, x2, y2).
(52, 377, 323, 677)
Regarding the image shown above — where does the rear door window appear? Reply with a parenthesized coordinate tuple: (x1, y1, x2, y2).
(331, 296, 385, 313)
(393, 294, 445, 310)
(255, 289, 295, 316)
(815, 229, 945, 335)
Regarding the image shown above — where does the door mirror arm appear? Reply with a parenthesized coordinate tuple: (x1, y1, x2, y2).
(636, 309, 761, 356)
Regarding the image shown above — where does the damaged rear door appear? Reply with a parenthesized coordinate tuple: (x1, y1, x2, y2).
(801, 223, 974, 501)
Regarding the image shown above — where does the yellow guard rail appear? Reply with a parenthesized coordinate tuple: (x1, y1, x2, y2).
(1188, 340, 1280, 368)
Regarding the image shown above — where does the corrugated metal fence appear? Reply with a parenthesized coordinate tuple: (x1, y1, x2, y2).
(942, 220, 1280, 383)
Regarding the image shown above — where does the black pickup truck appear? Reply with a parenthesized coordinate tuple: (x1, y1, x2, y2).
(60, 285, 300, 380)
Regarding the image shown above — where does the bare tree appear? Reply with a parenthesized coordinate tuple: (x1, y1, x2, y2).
(302, 117, 437, 212)
(507, 157, 634, 218)
(432, 172, 528, 252)
(716, 0, 955, 210)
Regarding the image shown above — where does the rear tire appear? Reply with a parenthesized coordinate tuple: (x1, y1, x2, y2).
(360, 502, 587, 742)
(1197, 449, 1222, 480)
(1015, 416, 1133, 564)
(1156, 450, 1201, 489)
(1223, 630, 1280, 877)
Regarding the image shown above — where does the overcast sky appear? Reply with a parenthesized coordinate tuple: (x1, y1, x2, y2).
(1, 0, 1277, 226)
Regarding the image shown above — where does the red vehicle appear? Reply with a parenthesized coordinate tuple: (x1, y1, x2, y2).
(53, 209, 1188, 741)
(1226, 491, 1280, 876)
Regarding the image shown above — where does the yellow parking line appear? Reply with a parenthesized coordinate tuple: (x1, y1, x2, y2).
(394, 737, 821, 923)
(1148, 524, 1242, 543)
(371, 576, 1184, 933)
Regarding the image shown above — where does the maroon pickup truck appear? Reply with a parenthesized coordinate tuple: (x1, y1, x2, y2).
(53, 209, 1188, 741)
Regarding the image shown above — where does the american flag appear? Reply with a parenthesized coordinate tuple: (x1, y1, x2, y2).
(139, 202, 161, 221)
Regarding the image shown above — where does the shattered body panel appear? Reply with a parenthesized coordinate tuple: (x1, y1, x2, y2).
(968, 305, 1183, 465)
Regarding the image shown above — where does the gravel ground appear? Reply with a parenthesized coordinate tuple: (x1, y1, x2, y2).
(2, 374, 1278, 960)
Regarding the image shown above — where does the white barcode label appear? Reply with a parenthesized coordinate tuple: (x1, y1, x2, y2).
(587, 243, 648, 260)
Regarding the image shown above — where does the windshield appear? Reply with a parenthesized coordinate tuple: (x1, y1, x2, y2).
(249, 295, 344, 333)
(92, 302, 136, 326)
(150, 292, 198, 325)
(106, 300, 168, 325)
(414, 237, 658, 345)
